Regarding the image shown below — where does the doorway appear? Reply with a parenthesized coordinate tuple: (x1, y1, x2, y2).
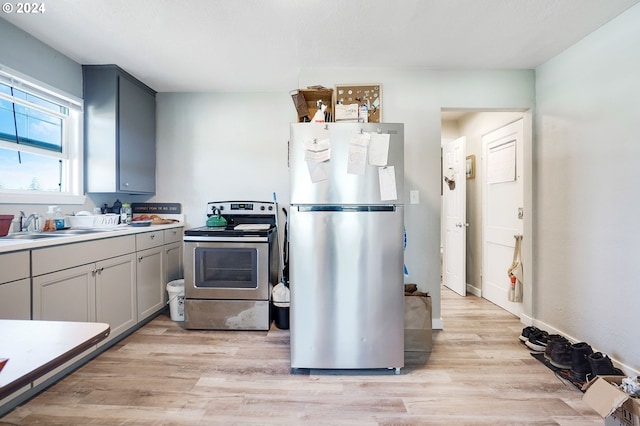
(440, 110, 532, 321)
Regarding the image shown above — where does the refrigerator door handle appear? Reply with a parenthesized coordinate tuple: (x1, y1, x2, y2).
(297, 205, 397, 212)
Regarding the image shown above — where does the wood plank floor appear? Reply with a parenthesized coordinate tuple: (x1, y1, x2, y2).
(1, 287, 602, 425)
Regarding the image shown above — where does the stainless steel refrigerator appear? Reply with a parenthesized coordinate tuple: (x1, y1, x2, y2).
(289, 122, 404, 372)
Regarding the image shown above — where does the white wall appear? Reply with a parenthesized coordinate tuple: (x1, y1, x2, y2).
(535, 3, 640, 371)
(0, 19, 81, 98)
(154, 92, 293, 227)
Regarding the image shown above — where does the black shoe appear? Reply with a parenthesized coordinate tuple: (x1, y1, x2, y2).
(544, 334, 564, 361)
(570, 342, 593, 381)
(519, 326, 540, 343)
(587, 352, 624, 378)
(525, 330, 549, 352)
(548, 337, 572, 369)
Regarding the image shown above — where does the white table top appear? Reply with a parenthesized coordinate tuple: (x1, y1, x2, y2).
(0, 320, 110, 399)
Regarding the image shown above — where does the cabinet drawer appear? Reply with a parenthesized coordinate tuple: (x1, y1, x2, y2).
(164, 227, 183, 244)
(136, 230, 164, 250)
(32, 235, 136, 276)
(0, 250, 30, 283)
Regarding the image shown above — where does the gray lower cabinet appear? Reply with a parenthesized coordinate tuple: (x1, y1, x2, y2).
(135, 228, 184, 320)
(83, 64, 156, 194)
(0, 250, 30, 320)
(32, 235, 138, 344)
(31, 251, 137, 387)
(32, 254, 137, 346)
(164, 227, 184, 285)
(135, 230, 166, 321)
(95, 254, 138, 345)
(136, 245, 165, 321)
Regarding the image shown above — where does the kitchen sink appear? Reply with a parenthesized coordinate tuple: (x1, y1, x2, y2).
(0, 232, 67, 240)
(0, 229, 112, 240)
(51, 228, 108, 235)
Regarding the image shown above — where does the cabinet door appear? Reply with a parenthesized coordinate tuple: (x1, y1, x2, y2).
(96, 253, 137, 345)
(136, 246, 164, 321)
(0, 279, 31, 319)
(118, 75, 156, 194)
(33, 264, 95, 322)
(164, 241, 183, 285)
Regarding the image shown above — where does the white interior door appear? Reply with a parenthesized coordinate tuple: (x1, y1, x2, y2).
(441, 137, 466, 296)
(482, 119, 524, 316)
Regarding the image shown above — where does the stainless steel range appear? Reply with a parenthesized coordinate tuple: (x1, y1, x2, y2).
(183, 201, 278, 330)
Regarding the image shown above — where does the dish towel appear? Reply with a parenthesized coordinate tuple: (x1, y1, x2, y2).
(507, 235, 523, 303)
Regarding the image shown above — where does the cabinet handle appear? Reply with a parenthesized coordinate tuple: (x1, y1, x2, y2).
(138, 256, 144, 262)
(150, 235, 155, 239)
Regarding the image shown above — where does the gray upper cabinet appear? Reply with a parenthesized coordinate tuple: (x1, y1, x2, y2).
(83, 65, 157, 194)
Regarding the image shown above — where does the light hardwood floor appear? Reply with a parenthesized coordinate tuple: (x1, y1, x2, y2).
(1, 287, 601, 425)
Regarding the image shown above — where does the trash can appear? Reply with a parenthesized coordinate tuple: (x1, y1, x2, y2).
(166, 279, 185, 321)
(272, 282, 290, 330)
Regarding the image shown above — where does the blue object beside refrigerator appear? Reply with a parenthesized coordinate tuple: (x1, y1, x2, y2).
(289, 122, 404, 372)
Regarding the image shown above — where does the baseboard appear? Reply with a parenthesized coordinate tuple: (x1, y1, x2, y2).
(432, 317, 443, 330)
(466, 284, 481, 297)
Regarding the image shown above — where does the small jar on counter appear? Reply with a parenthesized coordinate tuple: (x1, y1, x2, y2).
(121, 203, 132, 225)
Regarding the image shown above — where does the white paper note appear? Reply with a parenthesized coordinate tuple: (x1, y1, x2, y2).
(303, 138, 331, 165)
(369, 133, 390, 166)
(378, 166, 397, 201)
(305, 148, 331, 163)
(347, 132, 370, 175)
(307, 161, 328, 182)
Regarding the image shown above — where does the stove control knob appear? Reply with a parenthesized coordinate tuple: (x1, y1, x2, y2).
(269, 206, 273, 210)
(260, 206, 265, 211)
(219, 206, 224, 211)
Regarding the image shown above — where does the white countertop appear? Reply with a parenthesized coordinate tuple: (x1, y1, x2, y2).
(0, 223, 184, 254)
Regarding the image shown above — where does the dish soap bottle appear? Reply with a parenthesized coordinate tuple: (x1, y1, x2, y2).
(54, 207, 66, 230)
(43, 205, 57, 232)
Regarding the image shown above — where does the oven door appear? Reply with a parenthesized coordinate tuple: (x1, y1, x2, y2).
(184, 240, 270, 300)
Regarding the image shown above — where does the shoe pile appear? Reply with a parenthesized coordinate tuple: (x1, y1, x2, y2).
(519, 326, 625, 382)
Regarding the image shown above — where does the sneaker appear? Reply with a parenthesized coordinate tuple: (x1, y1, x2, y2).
(548, 337, 572, 369)
(588, 352, 624, 378)
(570, 342, 593, 381)
(519, 326, 540, 343)
(525, 330, 549, 352)
(544, 334, 564, 361)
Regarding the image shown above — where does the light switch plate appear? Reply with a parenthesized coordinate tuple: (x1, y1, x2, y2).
(410, 190, 419, 204)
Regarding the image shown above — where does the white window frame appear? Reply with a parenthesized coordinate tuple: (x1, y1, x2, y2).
(0, 64, 85, 205)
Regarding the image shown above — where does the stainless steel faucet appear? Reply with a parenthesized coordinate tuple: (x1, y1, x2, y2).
(20, 211, 39, 232)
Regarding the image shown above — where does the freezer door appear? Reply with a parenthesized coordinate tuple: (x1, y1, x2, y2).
(289, 205, 404, 369)
(290, 122, 404, 205)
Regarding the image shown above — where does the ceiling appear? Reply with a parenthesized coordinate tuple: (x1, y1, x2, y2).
(3, 0, 638, 92)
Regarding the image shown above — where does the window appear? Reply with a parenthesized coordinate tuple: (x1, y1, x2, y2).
(0, 65, 83, 204)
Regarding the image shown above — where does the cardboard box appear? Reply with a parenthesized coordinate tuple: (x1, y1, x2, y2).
(293, 88, 333, 122)
(404, 294, 432, 352)
(583, 376, 640, 426)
